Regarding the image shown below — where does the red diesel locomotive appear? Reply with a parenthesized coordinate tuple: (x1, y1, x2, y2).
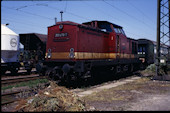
(36, 20, 141, 82)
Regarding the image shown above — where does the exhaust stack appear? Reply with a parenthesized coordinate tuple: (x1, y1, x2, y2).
(60, 11, 63, 21)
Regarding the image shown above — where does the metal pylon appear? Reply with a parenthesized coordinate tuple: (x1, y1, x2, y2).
(156, 0, 170, 77)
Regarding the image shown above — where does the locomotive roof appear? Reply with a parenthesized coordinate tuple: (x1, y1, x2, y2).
(49, 21, 108, 33)
(49, 21, 81, 27)
(82, 20, 123, 28)
(127, 37, 138, 41)
(50, 21, 123, 29)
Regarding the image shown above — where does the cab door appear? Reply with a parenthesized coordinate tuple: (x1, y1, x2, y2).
(108, 32, 116, 52)
(116, 34, 121, 58)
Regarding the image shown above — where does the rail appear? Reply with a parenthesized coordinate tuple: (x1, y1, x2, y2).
(1, 91, 21, 105)
(1, 75, 46, 85)
(1, 82, 50, 105)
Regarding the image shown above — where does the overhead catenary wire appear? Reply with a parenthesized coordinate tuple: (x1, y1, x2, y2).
(2, 18, 46, 31)
(82, 1, 120, 22)
(103, 0, 155, 31)
(37, 4, 91, 21)
(127, 0, 156, 25)
(2, 2, 91, 34)
(2, 5, 54, 21)
(1, 8, 50, 30)
(83, 1, 154, 39)
(4, 24, 37, 34)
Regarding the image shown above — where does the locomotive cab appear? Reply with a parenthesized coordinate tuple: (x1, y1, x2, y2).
(83, 21, 128, 55)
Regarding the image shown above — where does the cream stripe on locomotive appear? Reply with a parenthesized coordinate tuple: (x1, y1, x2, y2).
(46, 52, 137, 59)
(75, 52, 116, 59)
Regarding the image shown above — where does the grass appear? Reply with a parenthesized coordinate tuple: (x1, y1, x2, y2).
(1, 78, 49, 91)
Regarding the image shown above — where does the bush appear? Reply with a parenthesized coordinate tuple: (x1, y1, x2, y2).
(15, 81, 87, 112)
(142, 63, 169, 76)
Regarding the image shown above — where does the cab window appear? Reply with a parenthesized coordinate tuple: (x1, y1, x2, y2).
(120, 29, 126, 35)
(98, 23, 113, 32)
(113, 28, 119, 33)
(113, 27, 125, 35)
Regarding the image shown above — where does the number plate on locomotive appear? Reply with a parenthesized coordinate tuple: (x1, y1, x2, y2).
(55, 33, 68, 37)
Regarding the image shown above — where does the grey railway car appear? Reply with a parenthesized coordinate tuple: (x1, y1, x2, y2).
(1, 24, 20, 75)
(137, 38, 170, 66)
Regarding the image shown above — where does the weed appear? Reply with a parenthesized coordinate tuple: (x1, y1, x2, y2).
(1, 79, 49, 91)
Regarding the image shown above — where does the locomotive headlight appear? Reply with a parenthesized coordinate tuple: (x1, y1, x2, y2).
(47, 48, 52, 59)
(69, 53, 75, 58)
(47, 53, 51, 58)
(69, 48, 75, 59)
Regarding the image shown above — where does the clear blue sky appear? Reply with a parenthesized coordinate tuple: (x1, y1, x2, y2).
(1, 0, 157, 41)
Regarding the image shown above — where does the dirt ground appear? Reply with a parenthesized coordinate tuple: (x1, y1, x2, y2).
(2, 75, 170, 111)
(82, 76, 170, 111)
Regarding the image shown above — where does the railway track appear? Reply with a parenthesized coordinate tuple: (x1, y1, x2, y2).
(1, 82, 50, 106)
(1, 91, 21, 105)
(1, 75, 46, 85)
(1, 75, 48, 105)
(1, 68, 37, 78)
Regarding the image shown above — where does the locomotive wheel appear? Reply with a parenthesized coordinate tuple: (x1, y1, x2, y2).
(51, 69, 58, 81)
(10, 68, 18, 75)
(48, 67, 64, 82)
(55, 68, 64, 80)
(116, 65, 121, 73)
(45, 68, 53, 80)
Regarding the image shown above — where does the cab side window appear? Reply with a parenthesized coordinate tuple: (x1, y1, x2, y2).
(113, 27, 126, 35)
